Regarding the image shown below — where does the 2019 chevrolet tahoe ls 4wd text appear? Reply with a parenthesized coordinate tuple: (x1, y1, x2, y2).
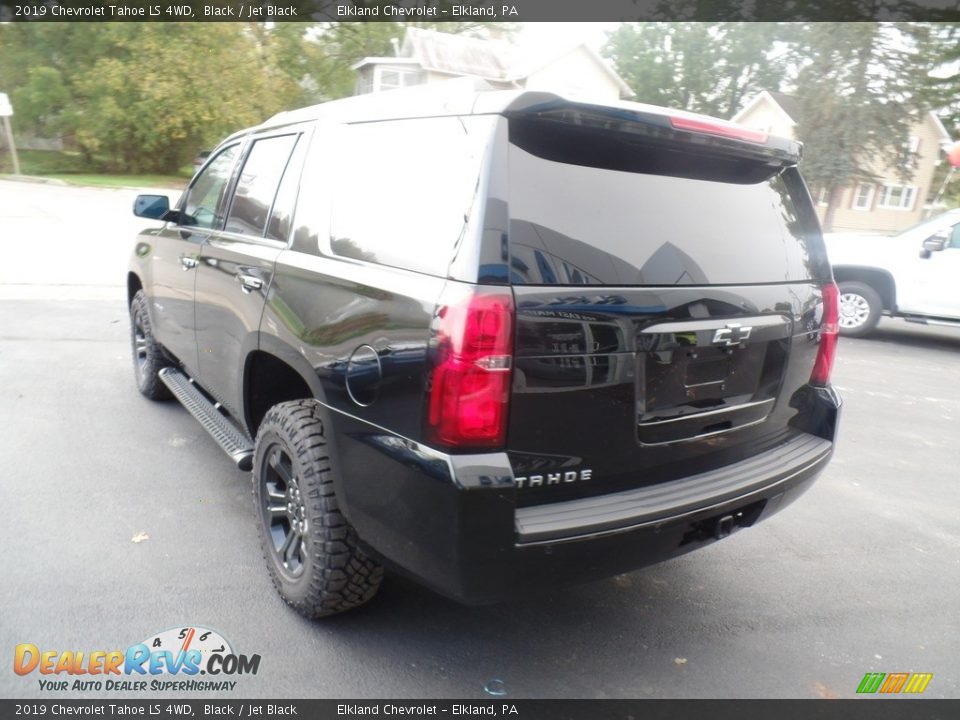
(127, 81, 842, 618)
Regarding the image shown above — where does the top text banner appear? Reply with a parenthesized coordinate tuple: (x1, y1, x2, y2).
(1, 0, 959, 21)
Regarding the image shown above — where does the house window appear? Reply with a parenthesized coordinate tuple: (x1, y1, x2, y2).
(815, 187, 830, 206)
(877, 184, 917, 211)
(355, 72, 373, 96)
(374, 68, 422, 93)
(901, 136, 921, 169)
(852, 183, 874, 210)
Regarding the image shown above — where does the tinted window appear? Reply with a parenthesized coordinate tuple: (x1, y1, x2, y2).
(182, 145, 238, 229)
(326, 116, 489, 275)
(225, 134, 298, 238)
(289, 131, 328, 257)
(266, 134, 309, 243)
(508, 142, 824, 286)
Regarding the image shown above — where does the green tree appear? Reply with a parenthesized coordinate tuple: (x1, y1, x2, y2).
(919, 23, 960, 134)
(914, 22, 960, 206)
(788, 23, 925, 230)
(0, 21, 509, 172)
(0, 23, 298, 172)
(603, 22, 944, 230)
(602, 23, 789, 118)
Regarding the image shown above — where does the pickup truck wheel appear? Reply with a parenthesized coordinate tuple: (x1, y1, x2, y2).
(129, 290, 172, 400)
(253, 400, 383, 618)
(837, 281, 882, 337)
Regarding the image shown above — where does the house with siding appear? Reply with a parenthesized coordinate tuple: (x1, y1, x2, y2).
(352, 27, 633, 103)
(732, 90, 953, 233)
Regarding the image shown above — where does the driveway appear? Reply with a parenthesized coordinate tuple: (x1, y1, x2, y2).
(0, 179, 957, 700)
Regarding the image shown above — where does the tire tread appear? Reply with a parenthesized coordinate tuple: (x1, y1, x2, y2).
(253, 400, 383, 619)
(130, 290, 173, 400)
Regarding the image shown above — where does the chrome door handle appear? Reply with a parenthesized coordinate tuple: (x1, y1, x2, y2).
(238, 274, 263, 293)
(180, 255, 198, 270)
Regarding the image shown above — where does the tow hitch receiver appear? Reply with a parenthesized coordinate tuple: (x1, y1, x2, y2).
(681, 500, 766, 546)
(715, 515, 735, 539)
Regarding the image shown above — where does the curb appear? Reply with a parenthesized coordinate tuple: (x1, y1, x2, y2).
(0, 174, 69, 186)
(0, 175, 185, 194)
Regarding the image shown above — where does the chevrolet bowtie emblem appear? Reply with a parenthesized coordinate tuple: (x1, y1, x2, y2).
(712, 323, 753, 347)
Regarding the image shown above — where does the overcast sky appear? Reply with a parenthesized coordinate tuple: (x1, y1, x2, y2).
(519, 22, 619, 53)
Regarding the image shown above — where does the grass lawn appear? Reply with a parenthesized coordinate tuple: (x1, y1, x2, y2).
(0, 149, 190, 189)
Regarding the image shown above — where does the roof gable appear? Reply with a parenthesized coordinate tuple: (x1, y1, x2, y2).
(766, 91, 802, 122)
(731, 90, 799, 126)
(925, 111, 953, 145)
(513, 43, 634, 96)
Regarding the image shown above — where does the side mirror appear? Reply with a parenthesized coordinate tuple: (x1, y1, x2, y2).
(133, 194, 172, 220)
(919, 230, 949, 258)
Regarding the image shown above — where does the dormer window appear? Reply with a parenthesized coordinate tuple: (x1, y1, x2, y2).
(375, 68, 423, 93)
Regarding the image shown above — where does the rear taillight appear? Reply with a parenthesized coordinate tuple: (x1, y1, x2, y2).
(426, 286, 514, 449)
(811, 282, 839, 385)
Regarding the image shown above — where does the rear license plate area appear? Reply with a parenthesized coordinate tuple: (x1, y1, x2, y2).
(637, 317, 790, 444)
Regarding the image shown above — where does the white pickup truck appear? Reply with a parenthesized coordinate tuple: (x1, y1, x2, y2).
(825, 208, 960, 337)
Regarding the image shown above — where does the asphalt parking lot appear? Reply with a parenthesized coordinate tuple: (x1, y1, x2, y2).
(1, 179, 958, 700)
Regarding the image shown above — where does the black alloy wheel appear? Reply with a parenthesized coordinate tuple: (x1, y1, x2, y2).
(129, 289, 172, 400)
(258, 445, 308, 580)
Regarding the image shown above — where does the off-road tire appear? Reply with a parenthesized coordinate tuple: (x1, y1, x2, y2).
(253, 400, 383, 618)
(130, 290, 172, 400)
(837, 281, 883, 338)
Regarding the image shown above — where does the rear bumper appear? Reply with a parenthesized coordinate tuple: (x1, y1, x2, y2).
(330, 386, 841, 604)
(515, 433, 831, 544)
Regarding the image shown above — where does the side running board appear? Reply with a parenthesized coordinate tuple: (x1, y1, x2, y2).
(159, 367, 254, 470)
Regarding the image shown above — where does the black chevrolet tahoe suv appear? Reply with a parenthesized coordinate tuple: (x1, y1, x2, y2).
(128, 81, 841, 618)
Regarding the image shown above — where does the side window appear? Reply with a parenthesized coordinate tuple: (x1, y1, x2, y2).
(265, 134, 309, 243)
(328, 116, 489, 274)
(182, 145, 239, 229)
(290, 130, 334, 257)
(224, 134, 298, 238)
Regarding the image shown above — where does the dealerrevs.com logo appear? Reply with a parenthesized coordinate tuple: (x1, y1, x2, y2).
(13, 626, 260, 692)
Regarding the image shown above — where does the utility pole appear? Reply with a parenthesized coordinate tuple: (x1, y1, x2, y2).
(0, 93, 20, 176)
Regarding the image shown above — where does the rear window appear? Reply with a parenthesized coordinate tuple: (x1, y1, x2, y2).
(507, 133, 826, 287)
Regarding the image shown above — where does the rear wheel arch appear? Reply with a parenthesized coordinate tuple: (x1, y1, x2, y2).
(830, 266, 897, 313)
(243, 349, 320, 439)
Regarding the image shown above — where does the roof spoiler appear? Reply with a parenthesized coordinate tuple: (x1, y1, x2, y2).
(500, 97, 802, 166)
